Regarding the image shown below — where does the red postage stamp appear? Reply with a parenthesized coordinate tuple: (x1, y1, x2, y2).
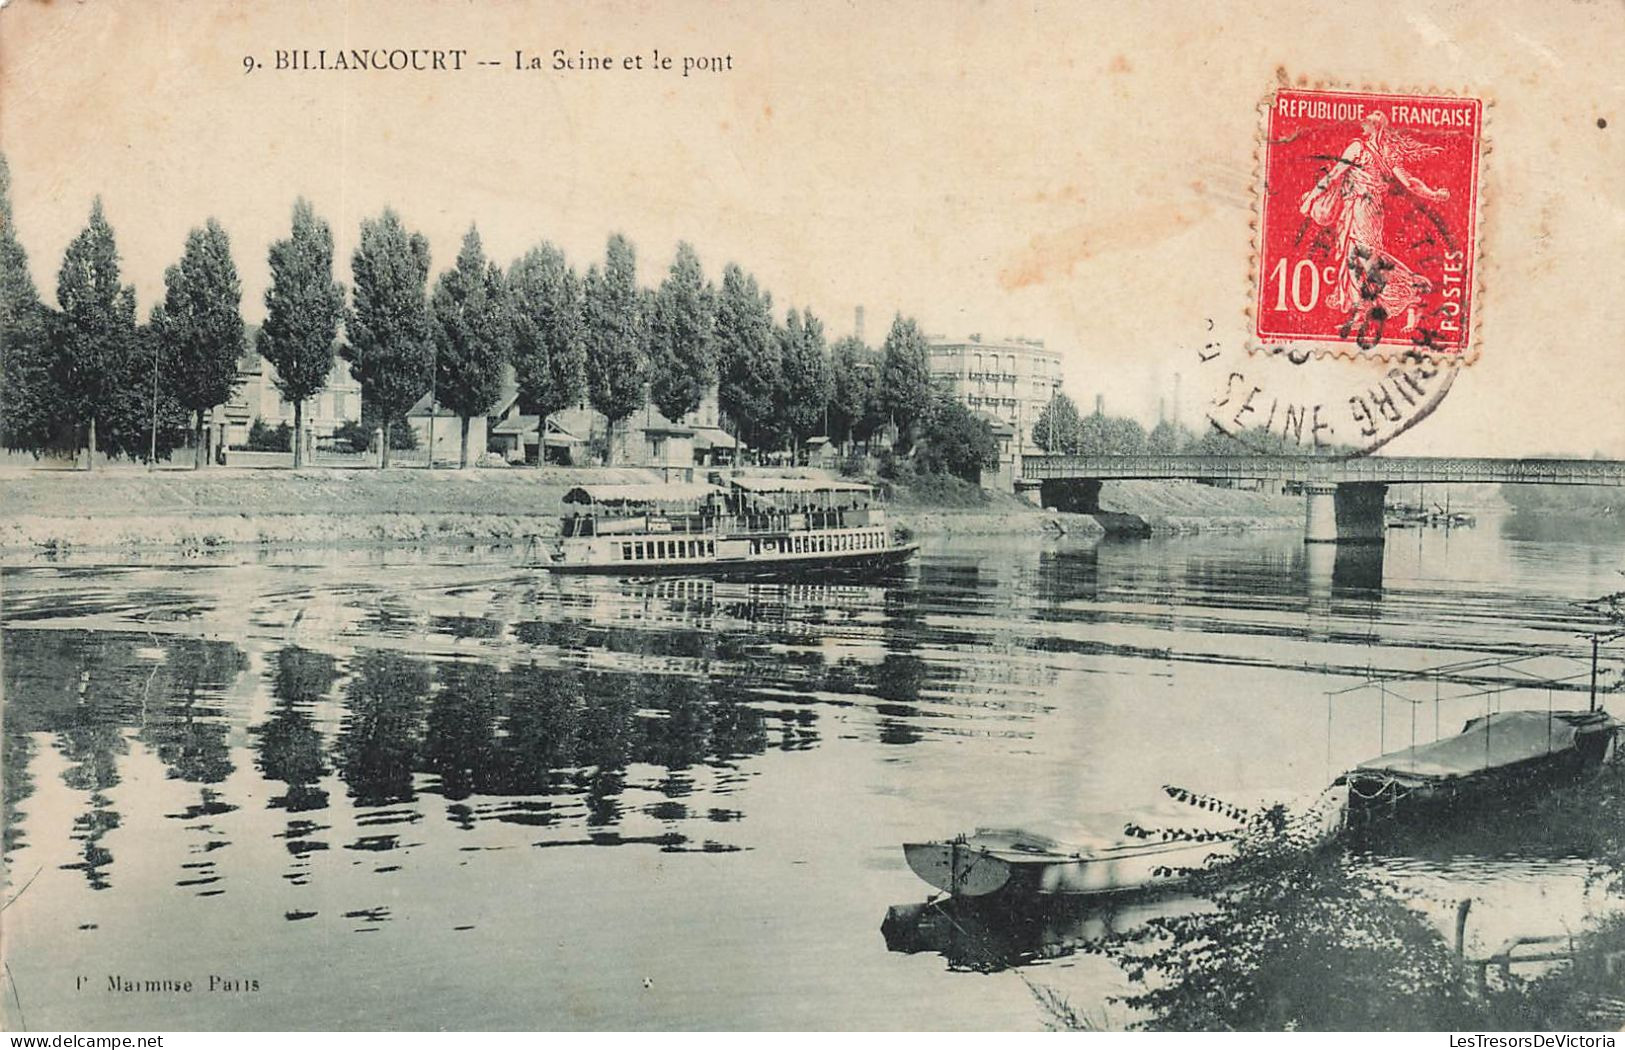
(1253, 87, 1483, 360)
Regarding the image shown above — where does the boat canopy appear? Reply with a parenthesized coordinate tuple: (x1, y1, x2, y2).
(729, 478, 873, 495)
(1354, 710, 1619, 781)
(562, 483, 721, 507)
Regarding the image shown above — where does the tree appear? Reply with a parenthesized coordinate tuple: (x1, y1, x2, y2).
(344, 209, 433, 468)
(153, 219, 245, 468)
(581, 234, 649, 464)
(648, 241, 714, 423)
(0, 152, 64, 455)
(915, 392, 997, 481)
(133, 311, 198, 463)
(1147, 418, 1184, 454)
(1102, 414, 1147, 455)
(259, 198, 346, 468)
(1032, 392, 1082, 453)
(430, 226, 512, 468)
(509, 243, 586, 423)
(855, 367, 889, 450)
(1183, 425, 1255, 456)
(878, 315, 933, 452)
(1076, 410, 1110, 454)
(714, 263, 779, 453)
(773, 307, 831, 457)
(50, 198, 139, 469)
(826, 336, 871, 449)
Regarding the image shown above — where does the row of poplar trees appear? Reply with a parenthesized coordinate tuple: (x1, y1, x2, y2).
(0, 153, 944, 470)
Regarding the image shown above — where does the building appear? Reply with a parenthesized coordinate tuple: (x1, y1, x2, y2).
(927, 334, 1062, 474)
(215, 343, 363, 449)
(485, 367, 740, 472)
(978, 414, 1017, 490)
(406, 395, 489, 467)
(803, 436, 835, 468)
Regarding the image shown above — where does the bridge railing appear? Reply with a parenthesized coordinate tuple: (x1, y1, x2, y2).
(1020, 455, 1625, 486)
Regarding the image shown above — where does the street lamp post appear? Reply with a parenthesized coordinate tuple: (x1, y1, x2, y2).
(427, 346, 437, 471)
(148, 335, 159, 470)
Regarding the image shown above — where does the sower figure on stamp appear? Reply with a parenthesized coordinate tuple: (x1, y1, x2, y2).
(1298, 111, 1449, 331)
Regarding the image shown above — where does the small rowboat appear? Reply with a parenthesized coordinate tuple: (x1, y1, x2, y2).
(902, 827, 1238, 899)
(903, 788, 1349, 899)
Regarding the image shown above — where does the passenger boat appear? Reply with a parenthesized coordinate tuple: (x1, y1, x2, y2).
(551, 477, 918, 576)
(1336, 708, 1621, 827)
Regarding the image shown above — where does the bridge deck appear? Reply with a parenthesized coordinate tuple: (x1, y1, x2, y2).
(1020, 455, 1625, 486)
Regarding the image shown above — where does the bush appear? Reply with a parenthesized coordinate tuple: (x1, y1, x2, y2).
(839, 447, 870, 478)
(331, 419, 371, 454)
(388, 420, 418, 451)
(358, 408, 419, 451)
(243, 419, 293, 452)
(1094, 800, 1478, 1032)
(1076, 769, 1625, 1032)
(876, 448, 913, 482)
(889, 471, 988, 507)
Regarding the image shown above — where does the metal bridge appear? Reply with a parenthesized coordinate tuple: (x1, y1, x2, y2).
(1019, 455, 1625, 544)
(1020, 455, 1625, 487)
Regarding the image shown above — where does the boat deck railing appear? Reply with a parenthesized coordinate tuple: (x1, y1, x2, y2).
(561, 509, 880, 539)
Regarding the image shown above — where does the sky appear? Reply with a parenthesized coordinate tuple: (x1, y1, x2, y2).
(2, 0, 1622, 456)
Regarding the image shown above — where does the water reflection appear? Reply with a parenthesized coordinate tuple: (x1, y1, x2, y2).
(255, 647, 336, 813)
(1330, 544, 1385, 596)
(337, 650, 431, 808)
(1, 623, 818, 893)
(3, 631, 244, 891)
(1035, 547, 1100, 607)
(142, 640, 242, 785)
(882, 893, 1191, 973)
(4, 525, 1624, 1031)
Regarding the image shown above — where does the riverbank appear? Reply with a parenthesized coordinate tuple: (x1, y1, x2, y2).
(0, 466, 610, 554)
(882, 473, 1099, 538)
(0, 467, 1304, 555)
(1099, 479, 1304, 534)
(890, 478, 1303, 538)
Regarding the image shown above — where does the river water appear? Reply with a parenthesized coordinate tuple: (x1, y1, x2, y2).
(2, 515, 1622, 1030)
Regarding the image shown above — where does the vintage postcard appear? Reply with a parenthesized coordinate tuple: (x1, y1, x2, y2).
(2, 0, 1624, 1038)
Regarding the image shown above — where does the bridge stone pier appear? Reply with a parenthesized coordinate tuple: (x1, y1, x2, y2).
(1021, 454, 1625, 546)
(1303, 481, 1386, 544)
(1035, 478, 1102, 513)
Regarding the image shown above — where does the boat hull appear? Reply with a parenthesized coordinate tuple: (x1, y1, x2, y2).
(1342, 748, 1596, 829)
(903, 841, 1016, 897)
(551, 543, 918, 577)
(903, 834, 1236, 899)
